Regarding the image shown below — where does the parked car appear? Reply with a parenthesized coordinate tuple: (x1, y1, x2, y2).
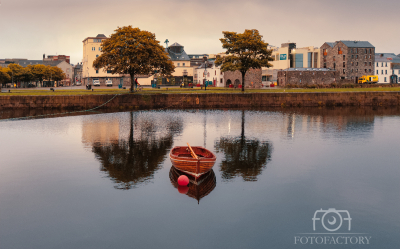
(93, 79, 100, 86)
(106, 79, 113, 87)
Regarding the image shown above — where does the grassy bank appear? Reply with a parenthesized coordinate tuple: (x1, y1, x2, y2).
(1, 87, 400, 96)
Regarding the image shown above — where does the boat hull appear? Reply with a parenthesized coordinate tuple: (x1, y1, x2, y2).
(169, 146, 216, 178)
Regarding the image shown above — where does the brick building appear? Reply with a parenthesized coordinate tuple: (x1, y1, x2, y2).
(277, 68, 339, 87)
(320, 41, 375, 83)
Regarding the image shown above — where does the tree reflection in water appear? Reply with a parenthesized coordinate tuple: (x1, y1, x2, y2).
(92, 112, 183, 190)
(215, 110, 273, 181)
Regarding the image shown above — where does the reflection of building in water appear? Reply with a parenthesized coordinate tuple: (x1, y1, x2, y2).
(279, 108, 375, 139)
(169, 167, 216, 204)
(82, 112, 183, 190)
(82, 119, 120, 145)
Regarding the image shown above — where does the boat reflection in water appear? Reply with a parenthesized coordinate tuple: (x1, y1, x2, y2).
(169, 166, 216, 204)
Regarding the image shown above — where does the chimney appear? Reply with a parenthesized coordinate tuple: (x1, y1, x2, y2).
(43, 54, 45, 60)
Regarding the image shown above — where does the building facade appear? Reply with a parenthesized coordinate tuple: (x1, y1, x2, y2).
(277, 68, 339, 87)
(320, 40, 375, 82)
(194, 61, 224, 87)
(375, 53, 400, 83)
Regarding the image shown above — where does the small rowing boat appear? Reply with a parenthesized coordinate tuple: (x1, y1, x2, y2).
(169, 143, 217, 178)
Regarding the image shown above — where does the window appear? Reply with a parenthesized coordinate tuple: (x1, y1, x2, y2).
(343, 62, 346, 67)
(369, 62, 371, 66)
(351, 55, 354, 59)
(323, 63, 326, 68)
(207, 72, 210, 77)
(96, 70, 99, 74)
(343, 55, 345, 60)
(384, 77, 387, 82)
(107, 70, 111, 73)
(377, 70, 379, 74)
(352, 69, 354, 73)
(385, 70, 387, 74)
(343, 69, 345, 74)
(385, 62, 387, 67)
(382, 70, 384, 74)
(365, 69, 367, 73)
(365, 49, 367, 53)
(92, 47, 95, 51)
(351, 62, 354, 66)
(356, 62, 358, 66)
(382, 63, 384, 67)
(376, 62, 379, 67)
(356, 55, 358, 59)
(399, 70, 400, 74)
(350, 48, 353, 53)
(364, 62, 367, 66)
(369, 55, 371, 59)
(96, 55, 99, 58)
(183, 63, 185, 66)
(215, 70, 216, 75)
(369, 69, 371, 73)
(369, 49, 372, 53)
(220, 78, 223, 83)
(355, 48, 358, 53)
(99, 47, 101, 51)
(177, 63, 180, 66)
(194, 74, 197, 78)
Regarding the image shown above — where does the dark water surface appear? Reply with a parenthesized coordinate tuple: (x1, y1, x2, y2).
(1, 107, 399, 249)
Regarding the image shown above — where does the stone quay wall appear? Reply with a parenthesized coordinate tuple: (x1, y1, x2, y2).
(1, 92, 400, 110)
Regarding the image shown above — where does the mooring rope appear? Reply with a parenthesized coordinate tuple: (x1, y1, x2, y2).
(0, 91, 195, 122)
(0, 93, 122, 122)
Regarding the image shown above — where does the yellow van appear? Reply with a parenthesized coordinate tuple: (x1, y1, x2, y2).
(358, 75, 378, 84)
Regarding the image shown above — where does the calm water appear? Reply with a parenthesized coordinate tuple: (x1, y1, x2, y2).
(1, 107, 400, 249)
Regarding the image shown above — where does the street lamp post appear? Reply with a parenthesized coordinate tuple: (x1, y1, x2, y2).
(204, 60, 207, 91)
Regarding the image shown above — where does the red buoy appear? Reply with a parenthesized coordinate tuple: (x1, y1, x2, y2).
(178, 175, 189, 186)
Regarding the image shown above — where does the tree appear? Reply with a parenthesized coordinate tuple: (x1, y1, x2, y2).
(31, 64, 48, 86)
(7, 64, 24, 85)
(51, 66, 65, 82)
(93, 26, 175, 92)
(215, 29, 273, 92)
(0, 67, 11, 89)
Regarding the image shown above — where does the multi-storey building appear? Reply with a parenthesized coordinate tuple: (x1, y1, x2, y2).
(262, 43, 320, 85)
(375, 53, 400, 83)
(320, 40, 375, 82)
(43, 54, 70, 64)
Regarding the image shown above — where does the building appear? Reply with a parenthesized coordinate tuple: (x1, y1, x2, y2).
(262, 43, 321, 85)
(320, 40, 375, 82)
(82, 34, 156, 86)
(194, 60, 224, 87)
(43, 54, 70, 64)
(375, 53, 400, 83)
(277, 68, 339, 87)
(74, 63, 83, 85)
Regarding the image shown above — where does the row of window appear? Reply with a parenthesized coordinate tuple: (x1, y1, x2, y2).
(91, 47, 102, 51)
(350, 48, 373, 54)
(95, 70, 112, 74)
(377, 70, 400, 75)
(376, 62, 388, 67)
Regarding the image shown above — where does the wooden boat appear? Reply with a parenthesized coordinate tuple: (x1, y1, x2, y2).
(169, 144, 216, 178)
(169, 166, 216, 203)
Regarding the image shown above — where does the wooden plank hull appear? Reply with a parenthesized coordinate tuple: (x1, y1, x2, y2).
(169, 146, 216, 178)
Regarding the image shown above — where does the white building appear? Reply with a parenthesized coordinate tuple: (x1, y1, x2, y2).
(375, 53, 400, 83)
(194, 61, 224, 87)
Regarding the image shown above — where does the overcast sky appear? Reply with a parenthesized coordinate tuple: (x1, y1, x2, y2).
(0, 0, 399, 64)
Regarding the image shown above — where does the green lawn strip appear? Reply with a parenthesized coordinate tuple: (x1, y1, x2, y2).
(2, 87, 400, 96)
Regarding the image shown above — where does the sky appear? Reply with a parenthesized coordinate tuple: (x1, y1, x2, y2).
(0, 0, 399, 65)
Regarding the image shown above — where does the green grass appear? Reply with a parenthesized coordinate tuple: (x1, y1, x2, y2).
(1, 87, 400, 96)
